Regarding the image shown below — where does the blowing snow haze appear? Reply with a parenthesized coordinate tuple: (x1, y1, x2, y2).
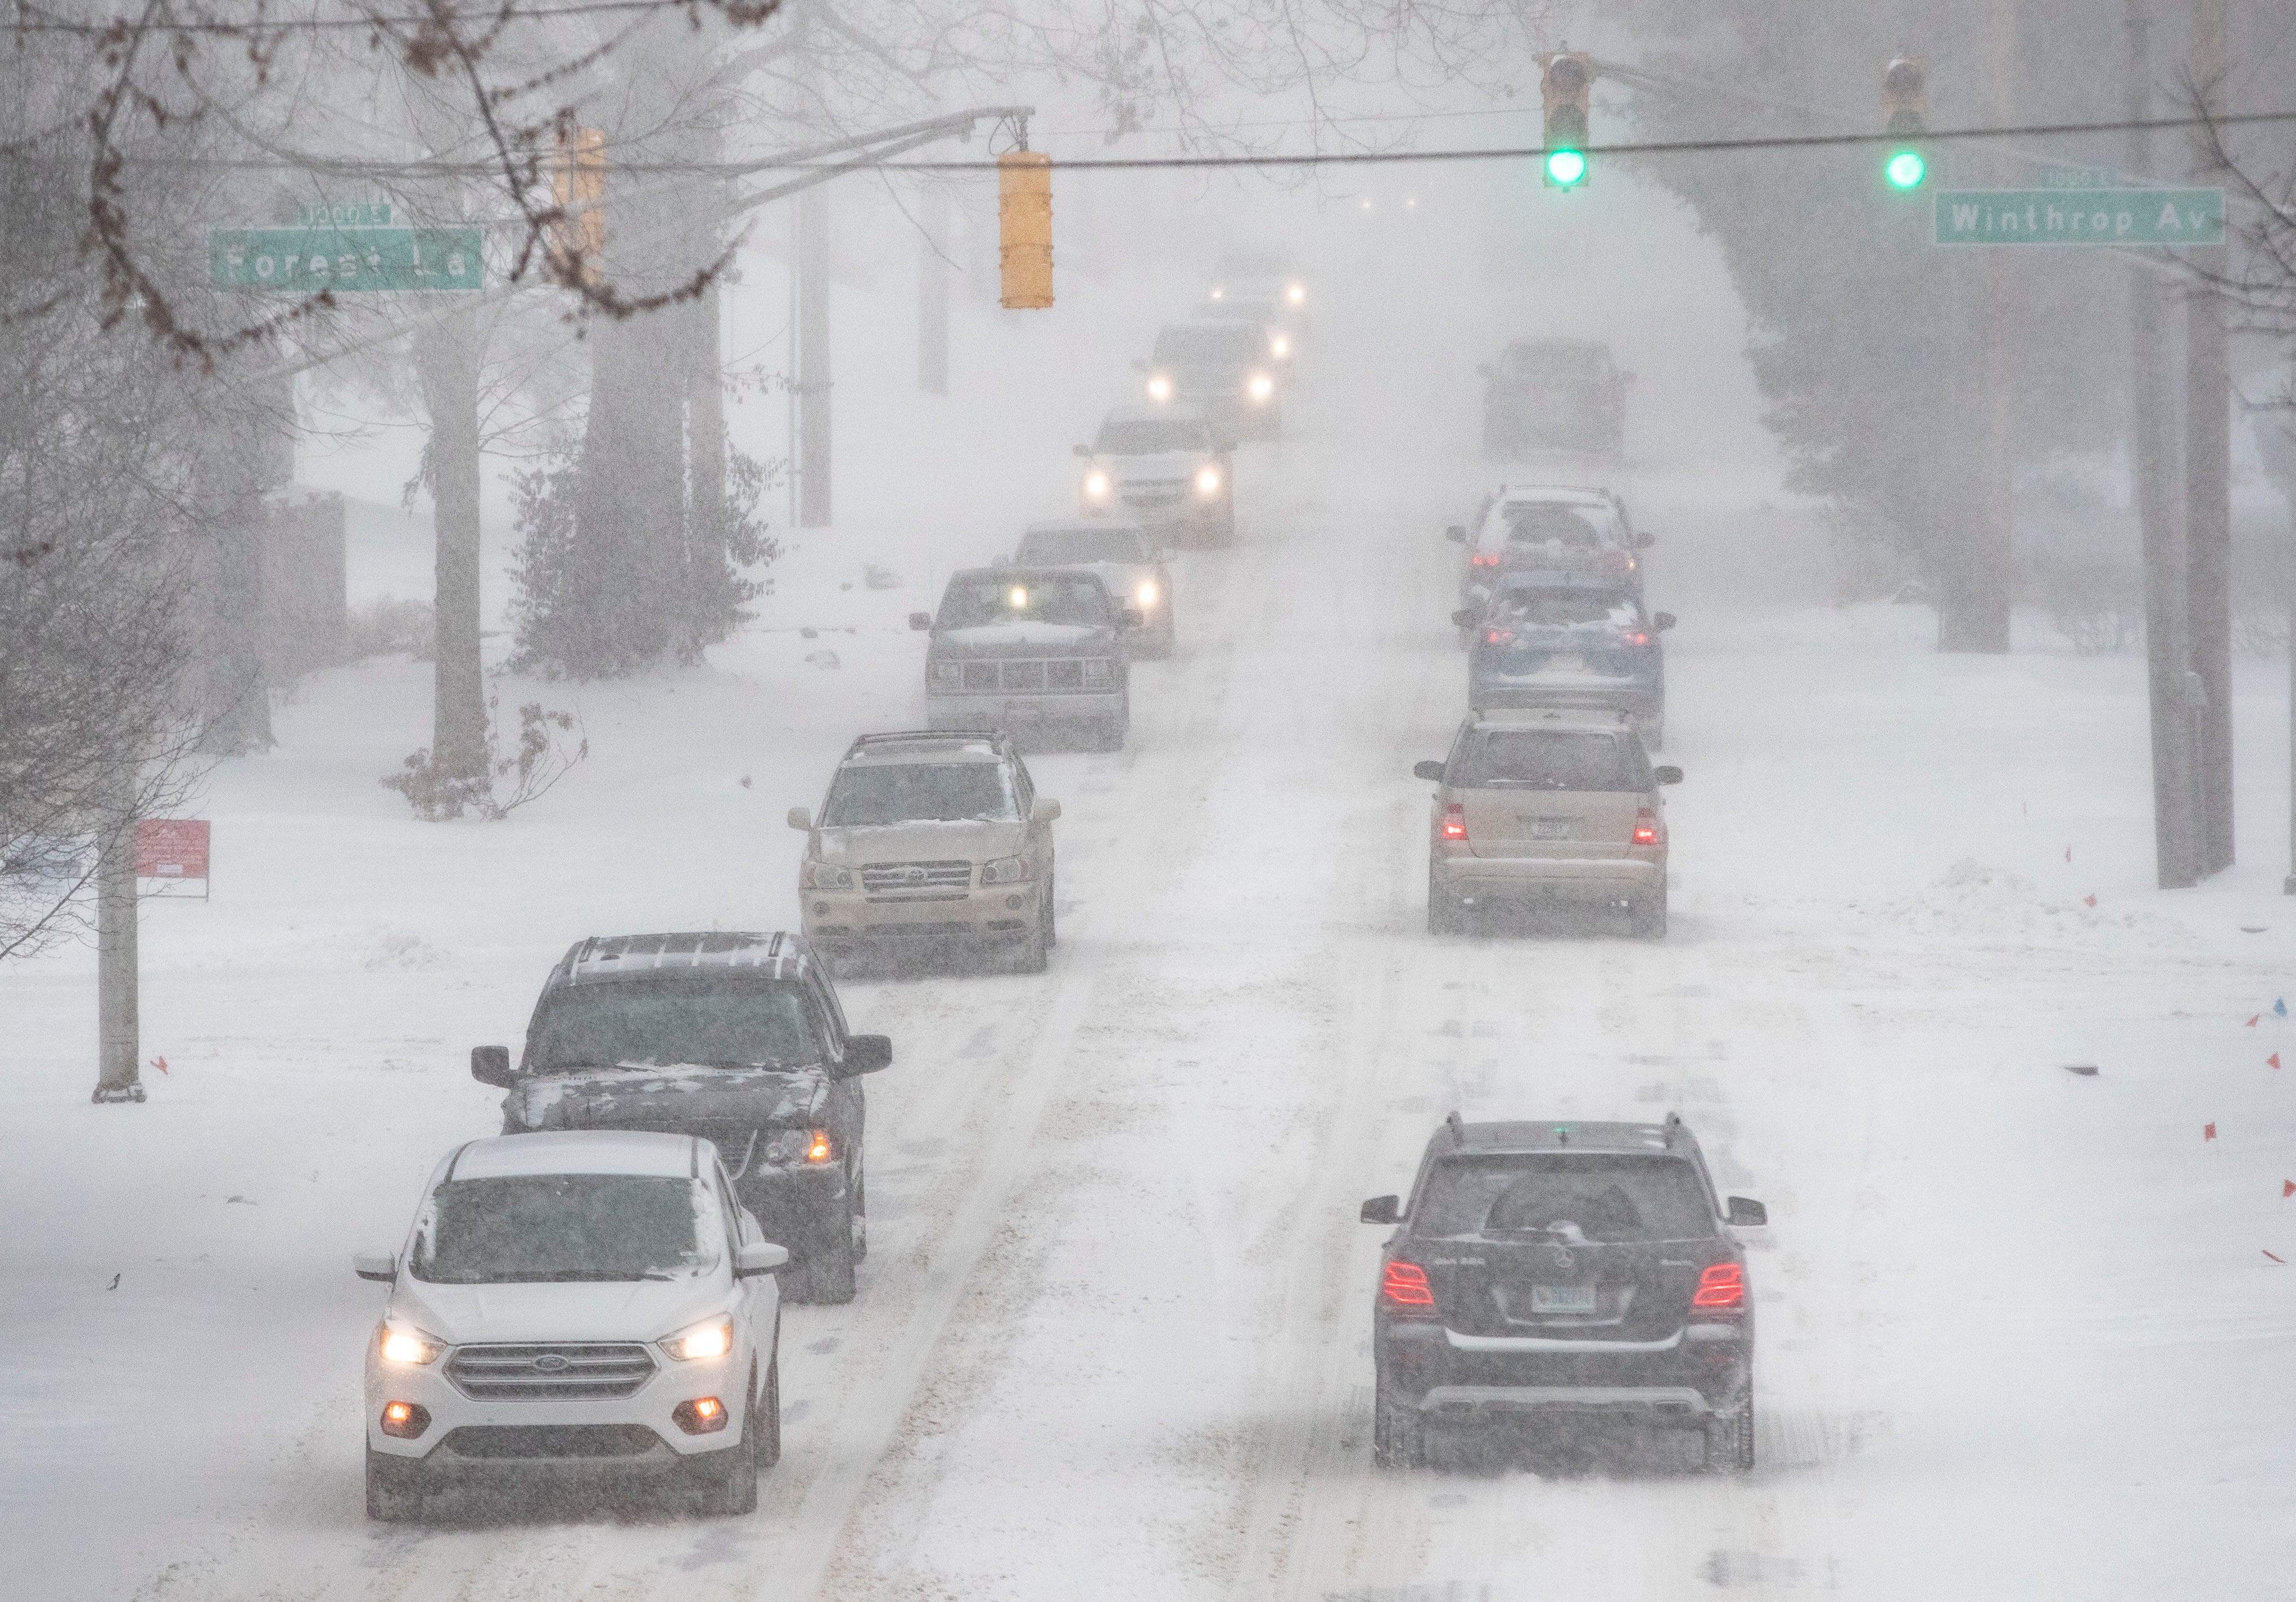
(4, 0, 2296, 1597)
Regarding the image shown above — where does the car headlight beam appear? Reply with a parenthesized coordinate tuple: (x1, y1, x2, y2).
(1196, 467, 1221, 497)
(1247, 371, 1274, 403)
(378, 1323, 443, 1366)
(1146, 373, 1174, 403)
(1083, 469, 1112, 501)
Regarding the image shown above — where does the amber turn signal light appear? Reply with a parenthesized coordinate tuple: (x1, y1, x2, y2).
(379, 1401, 432, 1439)
(672, 1396, 730, 1434)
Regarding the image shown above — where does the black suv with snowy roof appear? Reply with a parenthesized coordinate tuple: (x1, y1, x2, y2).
(1361, 1114, 1766, 1471)
(470, 932, 891, 1304)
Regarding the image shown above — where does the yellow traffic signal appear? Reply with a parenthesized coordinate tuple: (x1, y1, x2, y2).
(551, 126, 605, 285)
(999, 150, 1053, 310)
(1540, 51, 1592, 189)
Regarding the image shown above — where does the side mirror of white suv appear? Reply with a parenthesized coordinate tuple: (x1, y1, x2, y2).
(353, 1251, 396, 1283)
(1031, 798, 1061, 825)
(735, 1242, 790, 1278)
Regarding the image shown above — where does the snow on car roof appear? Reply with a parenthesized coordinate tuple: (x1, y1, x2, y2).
(1447, 1119, 1682, 1155)
(1491, 484, 1614, 508)
(452, 1130, 702, 1180)
(561, 931, 811, 986)
(844, 733, 1003, 765)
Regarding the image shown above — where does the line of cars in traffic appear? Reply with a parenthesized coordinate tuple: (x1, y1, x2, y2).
(1419, 471, 1683, 939)
(899, 248, 1308, 756)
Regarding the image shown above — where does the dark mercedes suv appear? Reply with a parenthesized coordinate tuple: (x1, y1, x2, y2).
(471, 932, 890, 1304)
(1361, 1114, 1765, 1471)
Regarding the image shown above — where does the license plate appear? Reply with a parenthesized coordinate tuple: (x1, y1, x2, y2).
(1531, 1283, 1598, 1314)
(1528, 817, 1572, 841)
(1543, 652, 1584, 672)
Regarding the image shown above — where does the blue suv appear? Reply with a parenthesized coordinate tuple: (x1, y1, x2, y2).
(1458, 574, 1674, 750)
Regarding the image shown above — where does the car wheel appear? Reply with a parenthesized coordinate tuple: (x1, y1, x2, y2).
(1705, 1391, 1754, 1474)
(1010, 904, 1050, 974)
(1427, 871, 1466, 937)
(1372, 1376, 1426, 1470)
(851, 1164, 868, 1261)
(757, 1349, 783, 1470)
(1093, 716, 1127, 754)
(695, 1373, 761, 1515)
(1632, 883, 1668, 940)
(1043, 872, 1057, 947)
(791, 1207, 859, 1304)
(364, 1446, 424, 1522)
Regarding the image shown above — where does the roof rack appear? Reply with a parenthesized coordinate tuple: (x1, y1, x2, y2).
(843, 729, 1005, 755)
(1661, 1111, 1683, 1146)
(1446, 1109, 1467, 1144)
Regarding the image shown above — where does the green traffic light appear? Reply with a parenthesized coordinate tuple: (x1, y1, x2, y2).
(1545, 147, 1588, 189)
(1884, 148, 1926, 190)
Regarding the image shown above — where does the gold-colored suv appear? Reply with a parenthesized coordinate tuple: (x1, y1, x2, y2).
(790, 732, 1061, 974)
(1415, 709, 1680, 938)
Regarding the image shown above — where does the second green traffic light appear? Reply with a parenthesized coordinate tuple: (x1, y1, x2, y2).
(1545, 147, 1589, 189)
(1885, 149, 1927, 190)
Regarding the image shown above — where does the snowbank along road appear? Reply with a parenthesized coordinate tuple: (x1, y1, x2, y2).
(7, 275, 2296, 1602)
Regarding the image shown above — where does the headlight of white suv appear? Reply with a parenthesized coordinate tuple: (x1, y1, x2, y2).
(1082, 658, 1114, 687)
(1083, 469, 1112, 501)
(1195, 467, 1220, 497)
(377, 1322, 443, 1366)
(802, 860, 855, 890)
(981, 855, 1032, 885)
(660, 1314, 735, 1363)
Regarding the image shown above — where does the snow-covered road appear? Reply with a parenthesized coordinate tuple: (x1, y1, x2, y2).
(9, 276, 2296, 1600)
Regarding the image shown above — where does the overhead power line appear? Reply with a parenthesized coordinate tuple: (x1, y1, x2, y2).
(2, 0, 734, 32)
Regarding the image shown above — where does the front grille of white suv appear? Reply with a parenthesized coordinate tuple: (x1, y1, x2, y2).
(861, 860, 973, 898)
(446, 1342, 658, 1400)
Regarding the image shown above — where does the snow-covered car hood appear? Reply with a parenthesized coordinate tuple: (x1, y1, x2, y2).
(1104, 450, 1205, 482)
(508, 1063, 831, 1133)
(934, 621, 1112, 654)
(814, 817, 1025, 865)
(389, 1273, 727, 1348)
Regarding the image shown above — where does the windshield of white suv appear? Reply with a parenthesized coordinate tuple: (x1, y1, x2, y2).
(1456, 730, 1650, 792)
(824, 762, 1017, 826)
(938, 575, 1112, 629)
(1418, 1155, 1714, 1242)
(1018, 527, 1151, 564)
(409, 1173, 715, 1283)
(1154, 325, 1265, 367)
(528, 976, 816, 1070)
(1094, 419, 1212, 455)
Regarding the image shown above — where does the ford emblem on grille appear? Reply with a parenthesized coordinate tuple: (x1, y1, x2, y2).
(1548, 1246, 1575, 1272)
(531, 1353, 571, 1373)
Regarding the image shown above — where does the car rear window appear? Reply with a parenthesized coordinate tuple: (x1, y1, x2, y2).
(1454, 729, 1649, 791)
(1417, 1155, 1714, 1242)
(1497, 504, 1611, 548)
(1489, 590, 1641, 630)
(409, 1174, 714, 1283)
(529, 977, 817, 1071)
(1095, 420, 1211, 455)
(824, 761, 1016, 826)
(938, 574, 1112, 629)
(1018, 527, 1151, 564)
(1154, 324, 1266, 366)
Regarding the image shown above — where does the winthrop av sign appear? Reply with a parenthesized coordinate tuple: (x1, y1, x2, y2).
(1933, 188, 2225, 247)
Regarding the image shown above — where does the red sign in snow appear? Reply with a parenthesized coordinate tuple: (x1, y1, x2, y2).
(136, 819, 210, 881)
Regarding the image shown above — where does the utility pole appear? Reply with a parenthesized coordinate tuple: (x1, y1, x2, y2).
(1944, 0, 2019, 653)
(194, 382, 286, 755)
(412, 310, 486, 780)
(91, 786, 142, 1104)
(918, 180, 950, 395)
(795, 19, 833, 529)
(2185, 0, 2235, 874)
(2256, 415, 2296, 891)
(2128, 0, 2202, 888)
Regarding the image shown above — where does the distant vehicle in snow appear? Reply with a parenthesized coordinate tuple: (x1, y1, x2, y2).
(788, 730, 1062, 975)
(1204, 246, 1307, 327)
(910, 567, 1132, 751)
(1447, 484, 1650, 642)
(1013, 518, 1178, 657)
(469, 932, 890, 1304)
(1073, 404, 1234, 549)
(1415, 708, 1680, 938)
(1458, 573, 1674, 750)
(1480, 338, 1630, 460)
(354, 1129, 790, 1521)
(1137, 320, 1282, 446)
(1360, 1113, 1764, 1472)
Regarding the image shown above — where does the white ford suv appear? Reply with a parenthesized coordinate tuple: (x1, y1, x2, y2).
(355, 1130, 787, 1520)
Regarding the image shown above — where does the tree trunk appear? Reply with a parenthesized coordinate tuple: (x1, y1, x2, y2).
(685, 280, 728, 656)
(194, 384, 283, 754)
(2185, 0, 2234, 874)
(918, 181, 950, 395)
(413, 308, 487, 777)
(92, 793, 142, 1104)
(798, 178, 833, 529)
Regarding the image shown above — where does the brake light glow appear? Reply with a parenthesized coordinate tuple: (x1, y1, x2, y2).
(1692, 1261, 1745, 1309)
(1440, 803, 1467, 842)
(1381, 1260, 1436, 1311)
(1482, 629, 1514, 646)
(1469, 553, 1501, 568)
(1624, 631, 1649, 647)
(1632, 807, 1661, 847)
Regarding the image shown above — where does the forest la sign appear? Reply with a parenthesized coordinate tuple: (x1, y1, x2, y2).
(209, 227, 483, 291)
(1933, 188, 2224, 247)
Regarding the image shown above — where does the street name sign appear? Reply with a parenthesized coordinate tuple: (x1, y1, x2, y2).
(1933, 188, 2224, 247)
(209, 227, 483, 291)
